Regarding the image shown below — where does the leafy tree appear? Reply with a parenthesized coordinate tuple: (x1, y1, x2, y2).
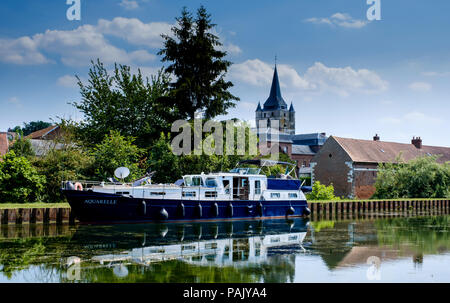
(91, 131, 145, 181)
(71, 60, 173, 148)
(8, 121, 52, 136)
(373, 155, 450, 199)
(147, 133, 181, 184)
(9, 132, 34, 158)
(306, 181, 340, 201)
(34, 148, 94, 202)
(0, 151, 46, 203)
(158, 6, 239, 120)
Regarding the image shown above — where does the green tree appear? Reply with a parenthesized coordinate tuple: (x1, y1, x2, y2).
(71, 60, 173, 148)
(0, 151, 46, 203)
(373, 155, 450, 199)
(9, 132, 34, 158)
(158, 6, 239, 120)
(34, 148, 94, 202)
(147, 133, 181, 184)
(91, 131, 145, 181)
(306, 181, 340, 201)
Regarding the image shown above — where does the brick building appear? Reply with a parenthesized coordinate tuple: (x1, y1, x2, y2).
(0, 132, 9, 158)
(310, 135, 450, 199)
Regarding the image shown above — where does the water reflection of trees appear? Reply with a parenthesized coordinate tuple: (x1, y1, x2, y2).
(375, 216, 450, 255)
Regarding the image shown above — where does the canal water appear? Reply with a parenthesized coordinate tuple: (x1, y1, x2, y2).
(0, 211, 449, 283)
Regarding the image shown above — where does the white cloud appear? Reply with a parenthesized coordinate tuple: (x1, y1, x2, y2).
(0, 17, 241, 66)
(422, 71, 450, 77)
(119, 0, 139, 10)
(304, 62, 388, 96)
(0, 37, 48, 65)
(97, 17, 172, 48)
(408, 81, 432, 92)
(305, 12, 368, 29)
(6, 97, 22, 108)
(0, 21, 159, 66)
(57, 75, 79, 88)
(229, 59, 388, 97)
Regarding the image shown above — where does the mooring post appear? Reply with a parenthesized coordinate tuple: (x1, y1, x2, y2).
(7, 209, 16, 225)
(0, 210, 5, 225)
(43, 208, 50, 224)
(22, 209, 30, 224)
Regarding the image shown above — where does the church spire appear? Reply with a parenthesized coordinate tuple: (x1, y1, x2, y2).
(263, 64, 287, 110)
(256, 102, 262, 111)
(289, 101, 294, 112)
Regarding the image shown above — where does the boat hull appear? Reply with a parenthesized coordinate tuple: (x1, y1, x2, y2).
(63, 190, 310, 224)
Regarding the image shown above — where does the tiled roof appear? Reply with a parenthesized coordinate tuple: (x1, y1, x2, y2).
(25, 125, 59, 140)
(333, 136, 450, 164)
(0, 133, 9, 156)
(292, 144, 316, 155)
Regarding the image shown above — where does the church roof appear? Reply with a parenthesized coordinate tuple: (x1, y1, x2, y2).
(289, 102, 295, 112)
(263, 66, 287, 110)
(256, 102, 262, 112)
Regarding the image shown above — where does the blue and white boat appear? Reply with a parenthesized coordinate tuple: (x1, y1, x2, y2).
(62, 160, 311, 224)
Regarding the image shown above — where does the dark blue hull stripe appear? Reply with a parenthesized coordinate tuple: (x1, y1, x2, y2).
(63, 190, 310, 223)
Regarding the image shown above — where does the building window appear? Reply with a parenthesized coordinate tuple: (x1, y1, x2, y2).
(270, 193, 280, 198)
(303, 161, 307, 167)
(329, 153, 332, 158)
(288, 193, 298, 198)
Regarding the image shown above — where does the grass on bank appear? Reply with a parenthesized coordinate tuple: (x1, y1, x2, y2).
(308, 197, 449, 203)
(0, 202, 70, 209)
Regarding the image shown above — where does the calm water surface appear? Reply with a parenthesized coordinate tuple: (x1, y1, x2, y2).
(0, 211, 449, 283)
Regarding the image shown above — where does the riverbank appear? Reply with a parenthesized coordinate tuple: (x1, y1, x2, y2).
(0, 198, 448, 225)
(0, 202, 70, 209)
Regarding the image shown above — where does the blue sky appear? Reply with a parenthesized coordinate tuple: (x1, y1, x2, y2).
(1, 0, 449, 146)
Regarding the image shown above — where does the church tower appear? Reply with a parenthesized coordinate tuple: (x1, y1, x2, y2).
(255, 65, 295, 135)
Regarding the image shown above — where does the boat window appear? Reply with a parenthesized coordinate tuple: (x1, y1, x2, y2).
(205, 178, 217, 187)
(270, 193, 280, 198)
(192, 177, 203, 186)
(254, 180, 261, 194)
(150, 192, 166, 196)
(288, 193, 298, 198)
(223, 180, 230, 194)
(184, 176, 192, 186)
(182, 191, 196, 197)
(205, 191, 218, 198)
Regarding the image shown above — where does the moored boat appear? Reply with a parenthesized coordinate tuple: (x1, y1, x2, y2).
(62, 160, 311, 223)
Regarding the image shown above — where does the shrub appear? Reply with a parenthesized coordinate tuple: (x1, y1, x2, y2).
(306, 181, 340, 201)
(373, 156, 450, 199)
(33, 147, 94, 202)
(0, 151, 46, 203)
(91, 130, 145, 181)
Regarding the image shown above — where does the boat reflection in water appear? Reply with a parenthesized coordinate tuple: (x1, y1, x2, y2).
(70, 218, 309, 271)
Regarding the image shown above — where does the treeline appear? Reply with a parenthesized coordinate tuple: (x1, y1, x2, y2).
(373, 155, 450, 199)
(0, 6, 249, 204)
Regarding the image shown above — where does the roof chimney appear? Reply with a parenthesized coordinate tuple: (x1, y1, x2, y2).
(373, 134, 380, 141)
(412, 136, 422, 149)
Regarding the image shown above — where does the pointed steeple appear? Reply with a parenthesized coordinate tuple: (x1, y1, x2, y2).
(263, 65, 287, 110)
(289, 102, 294, 112)
(256, 102, 262, 112)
